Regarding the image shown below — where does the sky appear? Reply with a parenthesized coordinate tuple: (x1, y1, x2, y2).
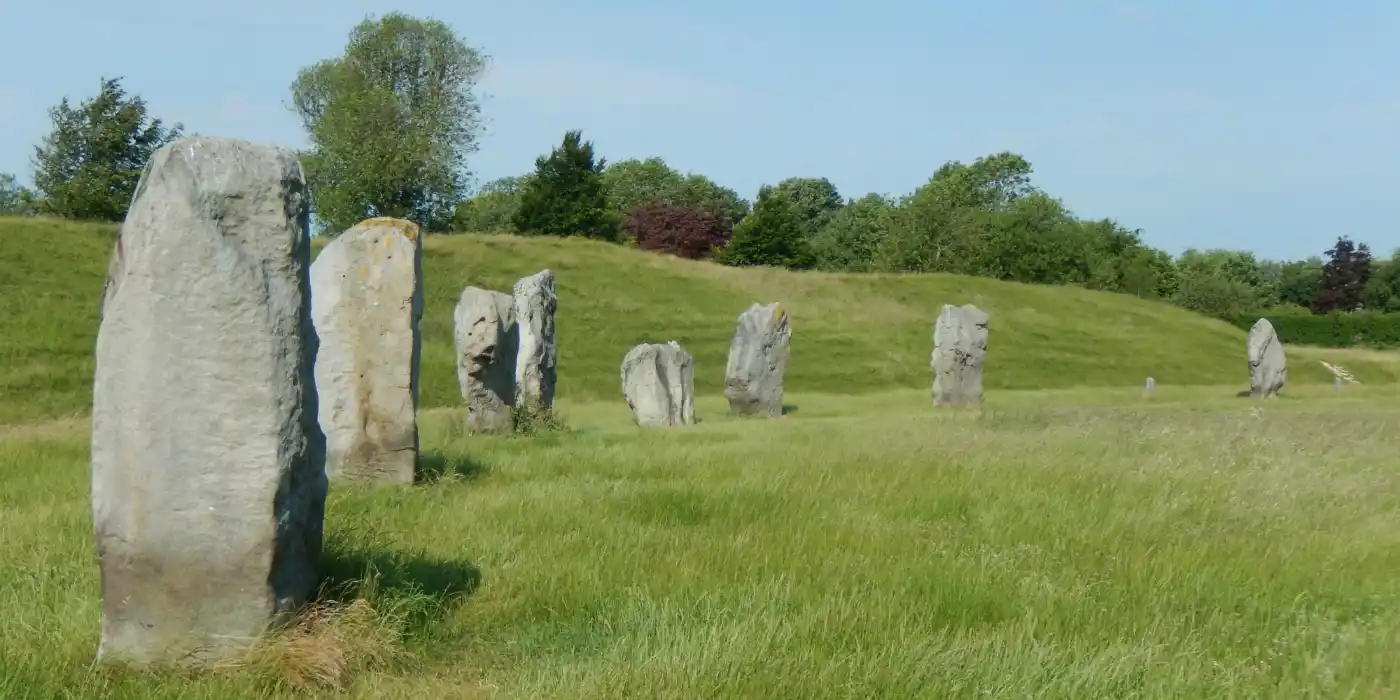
(1, 0, 1396, 261)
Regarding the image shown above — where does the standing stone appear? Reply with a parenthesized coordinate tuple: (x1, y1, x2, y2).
(723, 302, 791, 417)
(513, 270, 557, 413)
(621, 341, 696, 427)
(90, 136, 326, 665)
(1144, 377, 1155, 397)
(931, 303, 989, 406)
(454, 287, 517, 432)
(1247, 317, 1287, 398)
(310, 217, 423, 484)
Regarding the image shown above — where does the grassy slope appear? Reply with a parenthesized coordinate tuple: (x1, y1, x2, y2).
(4, 217, 1400, 697)
(1, 216, 1391, 424)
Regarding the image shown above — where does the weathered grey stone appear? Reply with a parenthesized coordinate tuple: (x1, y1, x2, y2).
(723, 302, 791, 417)
(455, 286, 517, 432)
(310, 217, 423, 484)
(1247, 317, 1286, 398)
(621, 341, 696, 427)
(513, 269, 557, 413)
(1144, 376, 1155, 397)
(90, 136, 326, 666)
(931, 303, 988, 406)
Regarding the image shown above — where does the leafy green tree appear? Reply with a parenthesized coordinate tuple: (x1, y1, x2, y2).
(451, 175, 531, 232)
(717, 185, 814, 269)
(0, 174, 38, 216)
(770, 176, 843, 238)
(1174, 249, 1275, 309)
(1272, 258, 1323, 308)
(1311, 236, 1372, 313)
(513, 130, 617, 240)
(810, 193, 895, 271)
(1362, 251, 1400, 311)
(291, 12, 487, 233)
(877, 152, 1040, 274)
(31, 77, 182, 221)
(1171, 268, 1262, 319)
(602, 157, 747, 223)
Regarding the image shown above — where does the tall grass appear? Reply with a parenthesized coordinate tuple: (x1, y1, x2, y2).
(2, 385, 1399, 698)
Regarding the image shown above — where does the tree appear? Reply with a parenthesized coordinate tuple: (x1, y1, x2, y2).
(770, 176, 843, 238)
(876, 152, 1039, 274)
(1171, 268, 1261, 320)
(1311, 236, 1372, 313)
(1361, 250, 1400, 312)
(0, 174, 38, 217)
(717, 185, 814, 269)
(810, 193, 895, 271)
(451, 175, 531, 232)
(621, 204, 732, 259)
(291, 13, 487, 233)
(602, 157, 747, 223)
(513, 130, 617, 240)
(1273, 258, 1324, 309)
(31, 77, 182, 221)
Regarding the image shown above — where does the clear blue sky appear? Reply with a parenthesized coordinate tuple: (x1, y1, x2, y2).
(1, 0, 1396, 260)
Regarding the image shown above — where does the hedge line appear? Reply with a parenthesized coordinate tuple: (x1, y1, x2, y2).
(1232, 311, 1400, 348)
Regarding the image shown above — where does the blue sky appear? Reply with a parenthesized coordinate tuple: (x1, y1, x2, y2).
(1, 0, 1396, 260)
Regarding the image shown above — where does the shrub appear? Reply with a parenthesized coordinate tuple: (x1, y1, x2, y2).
(716, 186, 815, 269)
(621, 204, 732, 260)
(513, 130, 617, 240)
(1231, 311, 1400, 348)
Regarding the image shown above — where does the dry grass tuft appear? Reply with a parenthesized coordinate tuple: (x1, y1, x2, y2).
(214, 581, 416, 692)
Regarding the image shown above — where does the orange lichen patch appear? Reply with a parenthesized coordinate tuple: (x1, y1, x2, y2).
(357, 217, 421, 243)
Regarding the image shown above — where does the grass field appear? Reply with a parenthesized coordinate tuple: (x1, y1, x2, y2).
(3, 217, 1400, 697)
(4, 385, 1400, 698)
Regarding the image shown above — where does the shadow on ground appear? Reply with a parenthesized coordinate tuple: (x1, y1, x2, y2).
(415, 451, 490, 483)
(317, 543, 482, 631)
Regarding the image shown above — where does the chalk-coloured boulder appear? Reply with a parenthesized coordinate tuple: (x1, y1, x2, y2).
(621, 341, 696, 427)
(723, 302, 791, 417)
(90, 136, 326, 665)
(455, 286, 517, 432)
(310, 217, 423, 484)
(513, 269, 557, 413)
(931, 303, 988, 406)
(1247, 317, 1287, 397)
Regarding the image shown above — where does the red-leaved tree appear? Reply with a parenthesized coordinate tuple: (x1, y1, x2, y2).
(621, 204, 733, 259)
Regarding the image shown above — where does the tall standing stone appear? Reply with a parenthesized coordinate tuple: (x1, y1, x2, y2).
(513, 269, 557, 414)
(621, 341, 696, 427)
(455, 286, 517, 432)
(1247, 317, 1286, 398)
(724, 302, 791, 417)
(90, 136, 326, 665)
(310, 217, 423, 484)
(931, 303, 988, 406)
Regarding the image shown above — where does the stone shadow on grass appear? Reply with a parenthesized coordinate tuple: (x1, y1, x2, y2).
(317, 544, 482, 632)
(781, 404, 799, 415)
(415, 451, 489, 483)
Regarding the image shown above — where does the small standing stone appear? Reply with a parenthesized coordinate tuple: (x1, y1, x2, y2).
(931, 303, 988, 406)
(1144, 376, 1155, 397)
(513, 269, 558, 414)
(90, 136, 326, 665)
(454, 286, 517, 432)
(1247, 317, 1287, 398)
(621, 341, 696, 427)
(311, 217, 423, 484)
(723, 302, 791, 417)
